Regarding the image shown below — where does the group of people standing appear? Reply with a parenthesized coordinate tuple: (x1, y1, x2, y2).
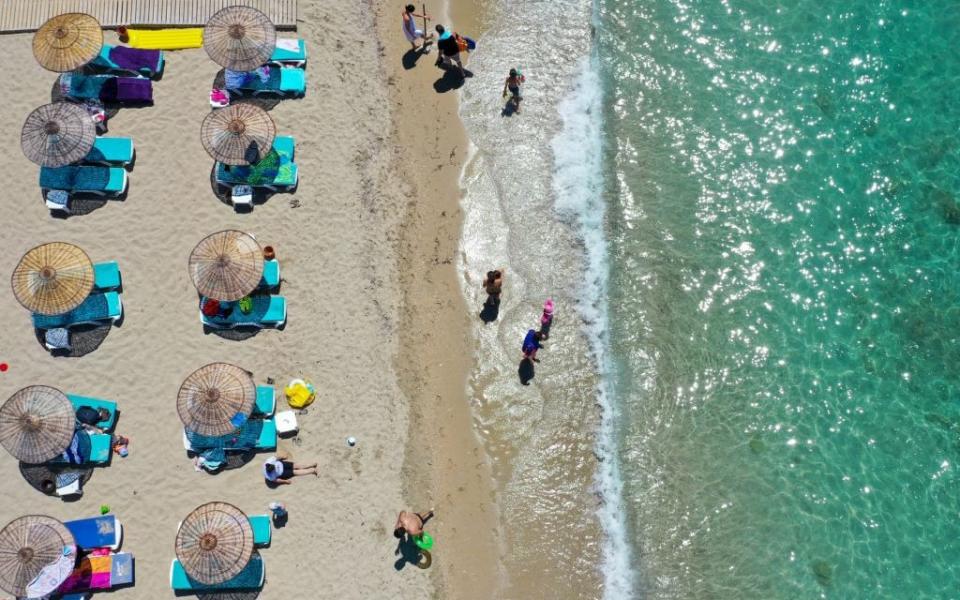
(482, 269, 555, 385)
(402, 4, 523, 110)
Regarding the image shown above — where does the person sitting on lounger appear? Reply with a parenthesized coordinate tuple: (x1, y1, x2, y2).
(75, 405, 110, 434)
(262, 455, 318, 485)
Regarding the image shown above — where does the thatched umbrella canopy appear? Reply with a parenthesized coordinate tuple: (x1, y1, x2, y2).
(0, 386, 75, 464)
(188, 230, 264, 301)
(203, 6, 276, 71)
(0, 515, 75, 597)
(177, 363, 256, 436)
(21, 102, 96, 167)
(32, 13, 103, 72)
(201, 104, 276, 165)
(11, 242, 93, 315)
(176, 502, 254, 584)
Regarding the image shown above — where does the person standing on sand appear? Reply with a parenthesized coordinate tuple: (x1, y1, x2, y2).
(435, 25, 466, 77)
(402, 4, 433, 52)
(394, 509, 435, 538)
(262, 456, 318, 485)
(483, 269, 504, 306)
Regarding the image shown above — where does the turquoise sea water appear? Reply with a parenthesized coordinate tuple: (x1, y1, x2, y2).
(600, 0, 960, 597)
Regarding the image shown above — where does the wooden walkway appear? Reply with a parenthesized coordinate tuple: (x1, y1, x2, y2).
(0, 0, 298, 33)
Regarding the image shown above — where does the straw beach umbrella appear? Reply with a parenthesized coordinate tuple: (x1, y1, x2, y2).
(21, 103, 96, 167)
(32, 13, 103, 72)
(177, 363, 256, 436)
(176, 502, 254, 584)
(0, 386, 75, 464)
(0, 515, 75, 597)
(203, 6, 276, 72)
(11, 242, 93, 315)
(189, 230, 264, 301)
(201, 104, 276, 165)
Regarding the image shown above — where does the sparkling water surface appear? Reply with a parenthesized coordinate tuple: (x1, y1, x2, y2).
(600, 0, 960, 597)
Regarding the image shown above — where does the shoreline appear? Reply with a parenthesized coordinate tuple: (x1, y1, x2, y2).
(375, 0, 502, 597)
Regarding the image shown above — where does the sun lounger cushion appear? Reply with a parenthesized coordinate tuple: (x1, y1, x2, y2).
(40, 166, 127, 194)
(32, 292, 122, 330)
(260, 260, 280, 289)
(90, 44, 164, 77)
(63, 73, 153, 103)
(57, 552, 133, 595)
(170, 553, 264, 591)
(65, 515, 121, 550)
(254, 386, 276, 417)
(249, 515, 271, 546)
(201, 295, 287, 328)
(87, 432, 113, 464)
(125, 28, 202, 50)
(257, 419, 277, 450)
(66, 394, 118, 431)
(85, 138, 134, 166)
(216, 138, 298, 188)
(93, 261, 122, 291)
(270, 39, 307, 66)
(225, 66, 305, 95)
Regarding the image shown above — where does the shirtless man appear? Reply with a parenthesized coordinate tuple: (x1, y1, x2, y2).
(483, 269, 504, 306)
(393, 509, 435, 538)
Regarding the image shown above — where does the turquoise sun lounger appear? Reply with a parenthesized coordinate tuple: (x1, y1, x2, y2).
(256, 418, 278, 450)
(40, 166, 128, 195)
(259, 259, 280, 290)
(200, 295, 287, 329)
(50, 430, 112, 465)
(170, 553, 264, 591)
(32, 292, 123, 330)
(226, 66, 305, 96)
(216, 137, 298, 191)
(269, 39, 307, 67)
(254, 386, 276, 417)
(249, 515, 272, 546)
(67, 394, 118, 431)
(89, 44, 164, 77)
(93, 261, 122, 291)
(84, 138, 134, 166)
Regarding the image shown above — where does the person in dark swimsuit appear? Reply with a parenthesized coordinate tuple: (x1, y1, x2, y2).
(482, 269, 504, 306)
(263, 456, 318, 485)
(502, 68, 524, 113)
(394, 509, 435, 538)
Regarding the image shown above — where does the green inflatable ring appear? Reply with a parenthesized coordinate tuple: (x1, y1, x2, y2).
(414, 532, 434, 550)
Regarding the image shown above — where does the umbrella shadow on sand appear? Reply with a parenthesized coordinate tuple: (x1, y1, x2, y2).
(34, 321, 115, 358)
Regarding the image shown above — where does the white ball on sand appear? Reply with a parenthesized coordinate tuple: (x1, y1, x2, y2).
(347, 436, 357, 447)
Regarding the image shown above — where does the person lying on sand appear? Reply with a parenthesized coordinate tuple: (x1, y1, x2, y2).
(263, 456, 318, 485)
(394, 509, 435, 538)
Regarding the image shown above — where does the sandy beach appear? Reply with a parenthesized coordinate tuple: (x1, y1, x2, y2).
(0, 1, 496, 598)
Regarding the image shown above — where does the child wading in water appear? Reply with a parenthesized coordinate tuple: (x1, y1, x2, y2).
(502, 68, 525, 113)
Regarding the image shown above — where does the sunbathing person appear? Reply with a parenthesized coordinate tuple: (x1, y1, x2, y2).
(262, 455, 318, 485)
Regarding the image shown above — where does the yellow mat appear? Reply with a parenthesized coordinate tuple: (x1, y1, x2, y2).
(124, 28, 203, 50)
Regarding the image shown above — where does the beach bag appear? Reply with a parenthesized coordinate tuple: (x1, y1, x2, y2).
(238, 296, 253, 314)
(456, 34, 468, 53)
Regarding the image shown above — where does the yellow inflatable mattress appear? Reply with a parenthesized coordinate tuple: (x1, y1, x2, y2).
(123, 28, 203, 50)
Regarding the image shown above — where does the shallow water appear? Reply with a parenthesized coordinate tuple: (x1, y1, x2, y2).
(600, 0, 960, 597)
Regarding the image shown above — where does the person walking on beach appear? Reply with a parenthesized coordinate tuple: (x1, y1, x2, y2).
(435, 25, 466, 77)
(483, 269, 504, 307)
(522, 329, 545, 362)
(539, 299, 554, 339)
(502, 68, 525, 113)
(393, 509, 435, 539)
(262, 455, 318, 485)
(402, 4, 433, 52)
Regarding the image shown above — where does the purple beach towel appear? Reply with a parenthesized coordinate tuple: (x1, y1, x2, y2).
(102, 77, 153, 103)
(109, 46, 161, 72)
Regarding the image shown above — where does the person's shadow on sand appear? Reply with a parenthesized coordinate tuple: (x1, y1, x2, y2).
(519, 357, 535, 385)
(501, 101, 518, 117)
(479, 299, 500, 323)
(394, 537, 431, 570)
(402, 47, 428, 70)
(433, 65, 473, 93)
